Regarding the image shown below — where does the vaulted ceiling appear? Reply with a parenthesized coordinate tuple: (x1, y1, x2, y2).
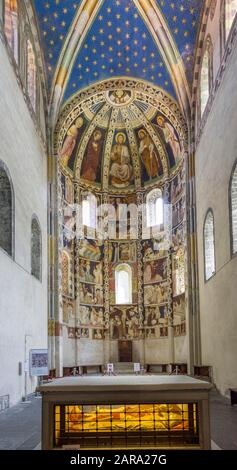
(33, 0, 204, 120)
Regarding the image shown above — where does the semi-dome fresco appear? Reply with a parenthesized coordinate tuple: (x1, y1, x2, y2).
(57, 78, 186, 192)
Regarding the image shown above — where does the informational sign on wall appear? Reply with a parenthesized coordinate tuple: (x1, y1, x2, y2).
(29, 349, 48, 377)
(134, 363, 141, 373)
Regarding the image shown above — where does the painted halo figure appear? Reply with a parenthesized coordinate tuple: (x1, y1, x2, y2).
(59, 117, 83, 167)
(110, 132, 133, 188)
(156, 116, 182, 163)
(138, 129, 163, 179)
(81, 130, 103, 182)
(93, 263, 103, 284)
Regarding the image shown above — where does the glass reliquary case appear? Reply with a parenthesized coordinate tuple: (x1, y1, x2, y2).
(54, 402, 199, 449)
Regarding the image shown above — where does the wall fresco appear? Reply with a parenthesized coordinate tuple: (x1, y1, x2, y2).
(79, 259, 103, 285)
(78, 239, 103, 261)
(135, 127, 163, 183)
(173, 294, 186, 337)
(81, 128, 105, 184)
(110, 306, 141, 340)
(109, 132, 134, 189)
(153, 113, 184, 169)
(144, 258, 168, 284)
(144, 306, 169, 339)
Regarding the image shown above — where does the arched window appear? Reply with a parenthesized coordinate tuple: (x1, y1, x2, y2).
(146, 189, 164, 228)
(204, 210, 216, 281)
(221, 0, 237, 54)
(200, 37, 213, 116)
(31, 216, 41, 281)
(4, 0, 18, 63)
(0, 161, 14, 257)
(27, 39, 36, 110)
(230, 161, 237, 254)
(115, 264, 132, 305)
(82, 193, 97, 229)
(225, 0, 237, 39)
(62, 250, 70, 296)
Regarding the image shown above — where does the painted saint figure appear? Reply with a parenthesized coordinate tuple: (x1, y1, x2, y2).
(110, 133, 133, 188)
(156, 116, 182, 164)
(81, 130, 102, 182)
(93, 263, 103, 284)
(138, 129, 163, 179)
(59, 117, 83, 167)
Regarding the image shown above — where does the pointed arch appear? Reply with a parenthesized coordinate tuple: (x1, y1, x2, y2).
(146, 188, 164, 228)
(220, 0, 237, 56)
(4, 0, 18, 63)
(27, 38, 36, 111)
(50, 0, 191, 125)
(229, 160, 237, 255)
(133, 0, 191, 118)
(50, 0, 104, 124)
(115, 264, 133, 305)
(200, 35, 213, 117)
(0, 160, 14, 258)
(203, 209, 216, 281)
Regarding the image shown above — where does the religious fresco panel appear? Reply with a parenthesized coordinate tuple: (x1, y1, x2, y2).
(110, 306, 142, 340)
(79, 259, 103, 285)
(108, 194, 138, 240)
(109, 131, 134, 189)
(144, 304, 169, 339)
(172, 247, 185, 297)
(92, 329, 104, 340)
(63, 300, 75, 325)
(78, 306, 104, 328)
(109, 241, 137, 263)
(78, 239, 103, 261)
(172, 196, 185, 228)
(67, 327, 90, 340)
(142, 239, 168, 261)
(144, 258, 168, 284)
(152, 112, 184, 169)
(173, 293, 186, 337)
(80, 127, 106, 184)
(59, 115, 87, 171)
(144, 281, 169, 306)
(79, 283, 104, 306)
(135, 127, 164, 184)
(171, 170, 185, 204)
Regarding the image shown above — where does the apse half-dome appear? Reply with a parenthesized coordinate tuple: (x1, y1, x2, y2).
(57, 78, 187, 193)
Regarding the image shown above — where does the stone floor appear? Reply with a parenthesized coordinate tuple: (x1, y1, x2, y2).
(0, 389, 236, 450)
(0, 395, 41, 450)
(210, 390, 237, 450)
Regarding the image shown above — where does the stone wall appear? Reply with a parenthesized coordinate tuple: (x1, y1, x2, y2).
(0, 38, 47, 405)
(196, 30, 237, 395)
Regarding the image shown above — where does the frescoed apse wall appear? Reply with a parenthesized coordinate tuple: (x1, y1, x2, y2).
(55, 78, 188, 367)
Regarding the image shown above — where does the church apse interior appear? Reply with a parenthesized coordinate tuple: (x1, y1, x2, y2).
(57, 79, 188, 371)
(1, 0, 237, 452)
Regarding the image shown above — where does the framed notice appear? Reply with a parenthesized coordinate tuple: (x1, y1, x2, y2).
(29, 349, 48, 377)
(134, 363, 141, 373)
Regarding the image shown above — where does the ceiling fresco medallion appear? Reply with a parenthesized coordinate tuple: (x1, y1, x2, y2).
(106, 90, 134, 107)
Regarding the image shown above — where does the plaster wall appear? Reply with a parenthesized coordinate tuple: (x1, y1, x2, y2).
(174, 335, 188, 364)
(0, 40, 48, 405)
(196, 37, 237, 395)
